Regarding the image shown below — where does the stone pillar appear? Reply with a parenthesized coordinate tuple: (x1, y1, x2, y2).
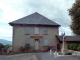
(61, 41, 68, 55)
(55, 51, 57, 58)
(50, 49, 53, 55)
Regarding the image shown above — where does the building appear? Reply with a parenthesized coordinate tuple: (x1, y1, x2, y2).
(9, 12, 61, 52)
(56, 36, 80, 44)
(9, 12, 80, 52)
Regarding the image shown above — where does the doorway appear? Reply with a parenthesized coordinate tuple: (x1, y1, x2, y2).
(35, 39, 39, 50)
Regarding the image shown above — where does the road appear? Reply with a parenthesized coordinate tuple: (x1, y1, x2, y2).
(0, 56, 12, 60)
(0, 52, 79, 60)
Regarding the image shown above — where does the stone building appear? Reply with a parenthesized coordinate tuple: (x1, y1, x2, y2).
(9, 12, 80, 52)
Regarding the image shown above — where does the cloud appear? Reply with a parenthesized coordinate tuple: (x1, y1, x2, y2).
(0, 27, 12, 41)
(59, 27, 72, 35)
(0, 0, 75, 24)
(0, 0, 75, 41)
(0, 0, 25, 22)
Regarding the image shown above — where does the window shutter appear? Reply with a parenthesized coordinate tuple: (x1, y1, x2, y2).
(43, 27, 48, 34)
(26, 27, 30, 34)
(35, 27, 39, 34)
(25, 38, 30, 44)
(44, 38, 48, 46)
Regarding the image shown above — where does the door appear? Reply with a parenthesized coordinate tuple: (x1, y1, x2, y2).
(35, 40, 39, 50)
(57, 44, 60, 51)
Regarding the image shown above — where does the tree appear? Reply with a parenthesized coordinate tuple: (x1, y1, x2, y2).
(69, 0, 80, 35)
(4, 44, 11, 49)
(0, 43, 4, 52)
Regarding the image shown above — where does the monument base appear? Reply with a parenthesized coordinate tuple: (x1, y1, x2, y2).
(61, 41, 68, 54)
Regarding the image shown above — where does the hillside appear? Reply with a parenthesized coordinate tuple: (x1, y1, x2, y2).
(0, 39, 12, 45)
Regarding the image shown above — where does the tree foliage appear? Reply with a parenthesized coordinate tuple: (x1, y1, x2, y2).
(68, 43, 79, 50)
(0, 43, 4, 52)
(69, 0, 80, 35)
(4, 44, 11, 49)
(0, 43, 11, 52)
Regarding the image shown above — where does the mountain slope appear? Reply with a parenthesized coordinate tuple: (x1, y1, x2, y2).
(0, 39, 12, 45)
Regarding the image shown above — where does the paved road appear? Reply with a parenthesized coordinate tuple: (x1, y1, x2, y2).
(0, 53, 46, 60)
(0, 53, 38, 60)
(0, 56, 12, 60)
(7, 53, 38, 60)
(0, 52, 79, 60)
(35, 52, 47, 60)
(29, 52, 80, 60)
(41, 53, 80, 60)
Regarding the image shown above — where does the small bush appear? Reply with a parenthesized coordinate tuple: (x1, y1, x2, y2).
(67, 43, 80, 51)
(0, 43, 4, 52)
(13, 51, 21, 54)
(65, 52, 72, 55)
(25, 43, 30, 48)
(4, 44, 11, 49)
(77, 46, 80, 51)
(19, 47, 25, 53)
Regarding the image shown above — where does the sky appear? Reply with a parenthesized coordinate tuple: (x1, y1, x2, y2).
(0, 0, 75, 41)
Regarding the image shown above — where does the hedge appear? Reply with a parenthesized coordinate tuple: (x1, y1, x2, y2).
(67, 43, 80, 51)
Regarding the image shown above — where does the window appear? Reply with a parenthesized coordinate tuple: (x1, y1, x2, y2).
(35, 27, 39, 34)
(26, 27, 30, 34)
(25, 38, 30, 44)
(43, 27, 48, 34)
(44, 38, 48, 46)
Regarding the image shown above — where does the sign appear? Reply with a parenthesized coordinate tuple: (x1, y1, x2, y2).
(30, 36, 43, 38)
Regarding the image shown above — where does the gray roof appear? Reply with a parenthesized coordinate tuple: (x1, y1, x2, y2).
(9, 12, 60, 26)
(56, 36, 80, 41)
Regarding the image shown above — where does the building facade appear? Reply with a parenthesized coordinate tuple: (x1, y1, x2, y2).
(9, 12, 60, 52)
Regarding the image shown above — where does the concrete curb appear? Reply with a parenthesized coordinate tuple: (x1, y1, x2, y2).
(57, 55, 77, 57)
(10, 55, 38, 60)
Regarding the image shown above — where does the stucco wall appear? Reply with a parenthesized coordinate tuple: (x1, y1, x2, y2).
(12, 25, 59, 52)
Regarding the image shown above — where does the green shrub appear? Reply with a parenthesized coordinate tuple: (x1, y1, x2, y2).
(4, 44, 11, 49)
(0, 43, 4, 52)
(67, 43, 79, 51)
(13, 51, 21, 54)
(19, 44, 31, 53)
(19, 47, 25, 53)
(65, 52, 72, 55)
(77, 46, 80, 51)
(25, 43, 30, 49)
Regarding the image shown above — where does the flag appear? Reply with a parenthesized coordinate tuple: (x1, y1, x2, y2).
(61, 33, 66, 41)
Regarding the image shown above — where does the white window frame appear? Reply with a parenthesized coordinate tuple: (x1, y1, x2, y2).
(35, 27, 39, 34)
(44, 38, 48, 46)
(26, 27, 30, 34)
(43, 27, 48, 34)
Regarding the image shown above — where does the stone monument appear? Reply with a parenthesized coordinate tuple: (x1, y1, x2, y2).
(61, 33, 68, 55)
(61, 40, 68, 55)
